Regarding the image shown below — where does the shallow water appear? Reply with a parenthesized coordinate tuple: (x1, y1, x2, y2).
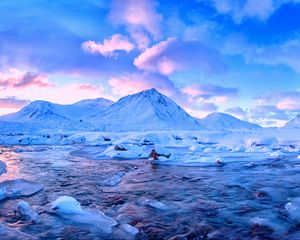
(0, 145, 300, 239)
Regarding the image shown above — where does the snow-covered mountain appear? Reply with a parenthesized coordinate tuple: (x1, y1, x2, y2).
(0, 98, 113, 130)
(198, 112, 261, 130)
(284, 115, 300, 128)
(90, 88, 203, 131)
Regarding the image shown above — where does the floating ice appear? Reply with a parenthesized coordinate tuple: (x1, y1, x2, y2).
(0, 179, 43, 199)
(140, 199, 170, 211)
(102, 172, 125, 186)
(51, 196, 117, 233)
(121, 223, 139, 236)
(15, 201, 40, 223)
(285, 198, 300, 221)
(51, 196, 84, 214)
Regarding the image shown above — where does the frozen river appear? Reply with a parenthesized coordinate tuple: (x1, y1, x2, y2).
(0, 145, 300, 239)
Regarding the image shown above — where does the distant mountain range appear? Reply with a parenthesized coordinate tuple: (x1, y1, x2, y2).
(0, 89, 262, 132)
(284, 115, 300, 129)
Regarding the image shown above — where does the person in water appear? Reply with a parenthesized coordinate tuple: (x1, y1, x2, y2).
(149, 149, 171, 160)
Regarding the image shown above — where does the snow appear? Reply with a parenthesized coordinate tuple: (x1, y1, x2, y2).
(51, 196, 84, 214)
(198, 112, 261, 130)
(0, 179, 43, 199)
(51, 196, 117, 233)
(15, 201, 40, 223)
(284, 115, 300, 129)
(99, 145, 149, 159)
(89, 88, 203, 131)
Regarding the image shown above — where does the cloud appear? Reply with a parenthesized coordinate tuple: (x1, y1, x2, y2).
(208, 0, 299, 23)
(109, 0, 162, 40)
(0, 97, 30, 109)
(225, 106, 247, 118)
(82, 34, 135, 58)
(198, 102, 218, 111)
(0, 69, 51, 89)
(134, 37, 226, 75)
(109, 72, 179, 96)
(182, 84, 238, 100)
(256, 90, 300, 110)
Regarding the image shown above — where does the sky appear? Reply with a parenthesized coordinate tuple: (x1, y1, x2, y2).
(0, 0, 300, 127)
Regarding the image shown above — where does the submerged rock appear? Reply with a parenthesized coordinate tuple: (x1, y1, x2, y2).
(15, 201, 40, 223)
(0, 160, 7, 176)
(0, 224, 38, 240)
(51, 196, 117, 233)
(0, 179, 43, 200)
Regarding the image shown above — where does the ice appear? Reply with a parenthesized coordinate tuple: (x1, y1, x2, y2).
(15, 201, 40, 223)
(121, 223, 139, 236)
(0, 224, 38, 239)
(102, 172, 125, 186)
(51, 196, 117, 233)
(140, 199, 170, 211)
(285, 197, 300, 221)
(51, 196, 84, 214)
(99, 145, 149, 159)
(0, 179, 43, 199)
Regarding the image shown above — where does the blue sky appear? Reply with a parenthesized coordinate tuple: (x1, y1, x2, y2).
(0, 0, 300, 126)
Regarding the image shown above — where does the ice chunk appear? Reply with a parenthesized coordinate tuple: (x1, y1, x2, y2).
(121, 223, 139, 236)
(51, 196, 84, 214)
(102, 172, 125, 186)
(140, 199, 170, 211)
(15, 201, 40, 223)
(51, 196, 117, 233)
(285, 198, 300, 221)
(0, 179, 43, 199)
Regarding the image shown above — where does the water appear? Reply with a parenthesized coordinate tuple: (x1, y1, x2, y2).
(0, 145, 300, 239)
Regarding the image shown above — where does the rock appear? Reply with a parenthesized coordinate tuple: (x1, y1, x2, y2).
(114, 145, 127, 151)
(15, 201, 40, 223)
(0, 224, 38, 240)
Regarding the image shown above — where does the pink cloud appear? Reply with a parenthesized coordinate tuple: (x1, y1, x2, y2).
(0, 97, 30, 109)
(134, 38, 226, 75)
(0, 69, 51, 89)
(181, 84, 238, 100)
(277, 98, 300, 110)
(82, 34, 135, 58)
(109, 0, 162, 40)
(108, 72, 188, 105)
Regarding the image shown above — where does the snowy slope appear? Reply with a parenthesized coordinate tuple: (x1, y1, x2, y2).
(0, 98, 113, 130)
(199, 112, 261, 130)
(284, 116, 300, 128)
(90, 88, 203, 131)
